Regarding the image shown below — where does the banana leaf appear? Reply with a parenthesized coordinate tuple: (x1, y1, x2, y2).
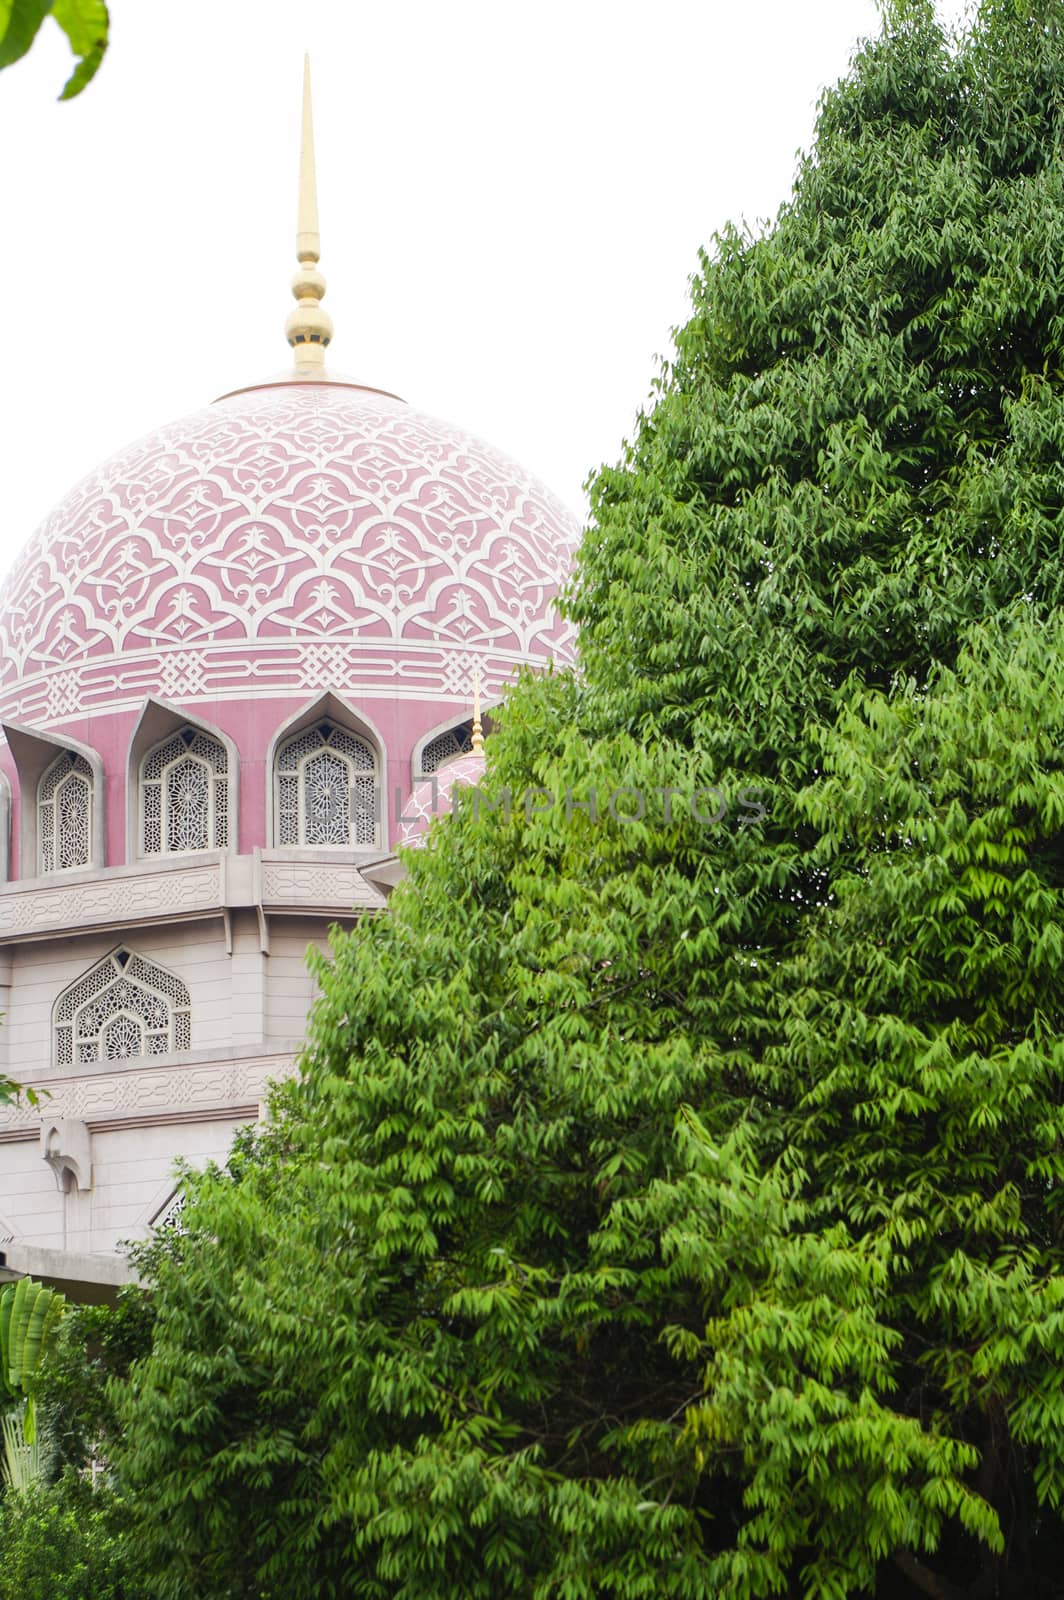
(0, 1403, 39, 1495)
(0, 1285, 15, 1401)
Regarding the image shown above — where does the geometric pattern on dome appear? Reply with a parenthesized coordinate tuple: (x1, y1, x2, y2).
(275, 720, 378, 848)
(0, 385, 578, 726)
(141, 728, 228, 855)
(54, 948, 191, 1067)
(38, 749, 93, 873)
(396, 749, 488, 848)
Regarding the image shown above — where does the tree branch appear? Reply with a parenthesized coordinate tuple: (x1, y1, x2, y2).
(891, 1548, 967, 1600)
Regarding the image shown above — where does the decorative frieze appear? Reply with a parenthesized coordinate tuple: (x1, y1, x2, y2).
(0, 852, 387, 945)
(0, 862, 221, 942)
(260, 855, 384, 912)
(0, 1052, 288, 1138)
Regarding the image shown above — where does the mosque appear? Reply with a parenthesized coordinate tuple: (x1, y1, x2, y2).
(0, 64, 578, 1298)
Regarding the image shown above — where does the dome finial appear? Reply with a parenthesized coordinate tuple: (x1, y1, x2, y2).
(471, 669, 484, 753)
(285, 54, 333, 372)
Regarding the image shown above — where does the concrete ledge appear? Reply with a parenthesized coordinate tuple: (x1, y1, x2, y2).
(0, 849, 387, 946)
(0, 1240, 142, 1303)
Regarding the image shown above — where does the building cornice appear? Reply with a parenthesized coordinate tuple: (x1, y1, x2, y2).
(0, 848, 388, 945)
(0, 1045, 295, 1139)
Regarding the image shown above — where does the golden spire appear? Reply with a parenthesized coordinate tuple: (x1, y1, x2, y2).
(285, 55, 333, 371)
(471, 670, 485, 753)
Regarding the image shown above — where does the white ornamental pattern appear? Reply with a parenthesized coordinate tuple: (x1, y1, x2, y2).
(396, 752, 488, 848)
(54, 948, 191, 1068)
(151, 1189, 189, 1233)
(0, 385, 578, 725)
(38, 750, 93, 873)
(0, 1055, 283, 1135)
(419, 721, 474, 775)
(275, 721, 378, 848)
(141, 727, 229, 855)
(0, 862, 221, 939)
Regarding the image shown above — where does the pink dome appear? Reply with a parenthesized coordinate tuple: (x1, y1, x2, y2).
(396, 749, 488, 848)
(0, 381, 577, 728)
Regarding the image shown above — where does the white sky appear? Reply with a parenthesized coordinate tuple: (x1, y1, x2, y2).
(0, 0, 971, 570)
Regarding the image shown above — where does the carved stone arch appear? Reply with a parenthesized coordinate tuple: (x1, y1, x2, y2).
(135, 1161, 223, 1238)
(53, 945, 192, 1069)
(126, 697, 239, 862)
(266, 692, 384, 850)
(40, 1118, 92, 1192)
(412, 704, 499, 783)
(2, 722, 105, 879)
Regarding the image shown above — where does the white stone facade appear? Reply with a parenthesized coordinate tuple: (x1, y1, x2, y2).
(0, 855, 390, 1269)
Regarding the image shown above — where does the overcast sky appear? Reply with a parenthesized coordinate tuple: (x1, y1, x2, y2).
(0, 0, 971, 572)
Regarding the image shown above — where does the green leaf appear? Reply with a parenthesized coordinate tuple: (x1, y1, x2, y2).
(0, 0, 50, 69)
(49, 0, 107, 98)
(0, 1286, 16, 1400)
(0, 0, 108, 96)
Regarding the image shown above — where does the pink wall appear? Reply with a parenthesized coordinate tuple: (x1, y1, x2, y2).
(0, 690, 470, 879)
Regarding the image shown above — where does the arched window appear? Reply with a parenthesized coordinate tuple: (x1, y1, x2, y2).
(141, 726, 228, 855)
(55, 948, 191, 1067)
(38, 751, 93, 873)
(275, 720, 379, 848)
(419, 720, 474, 776)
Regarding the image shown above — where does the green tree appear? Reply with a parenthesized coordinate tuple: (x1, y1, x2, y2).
(0, 0, 108, 99)
(107, 2, 1064, 1595)
(30, 1284, 154, 1479)
(0, 1286, 155, 1594)
(0, 1472, 144, 1599)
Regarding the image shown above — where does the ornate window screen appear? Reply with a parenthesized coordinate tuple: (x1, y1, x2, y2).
(419, 720, 474, 776)
(151, 1189, 189, 1234)
(38, 751, 93, 874)
(142, 727, 228, 855)
(275, 721, 378, 847)
(55, 948, 191, 1067)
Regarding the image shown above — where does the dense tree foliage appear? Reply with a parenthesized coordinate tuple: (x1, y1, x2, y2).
(0, 1289, 153, 1594)
(0, 1472, 143, 1599)
(32, 1286, 154, 1477)
(97, 3, 1064, 1595)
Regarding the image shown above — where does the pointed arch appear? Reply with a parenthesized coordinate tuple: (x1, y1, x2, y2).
(2, 722, 105, 878)
(38, 751, 93, 873)
(53, 947, 191, 1069)
(127, 698, 238, 860)
(412, 705, 498, 782)
(149, 1188, 189, 1234)
(266, 693, 383, 850)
